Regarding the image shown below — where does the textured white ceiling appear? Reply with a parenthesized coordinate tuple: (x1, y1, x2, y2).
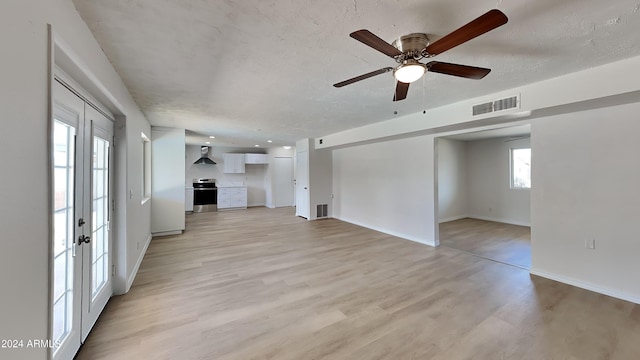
(72, 0, 640, 147)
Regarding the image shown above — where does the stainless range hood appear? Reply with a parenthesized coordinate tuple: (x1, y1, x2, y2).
(194, 146, 216, 165)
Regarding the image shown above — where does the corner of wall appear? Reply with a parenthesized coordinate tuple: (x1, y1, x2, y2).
(126, 233, 152, 292)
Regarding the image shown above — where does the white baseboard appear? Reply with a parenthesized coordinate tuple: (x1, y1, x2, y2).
(438, 214, 469, 223)
(530, 268, 640, 305)
(126, 233, 152, 292)
(467, 214, 530, 227)
(152, 230, 182, 237)
(337, 216, 436, 247)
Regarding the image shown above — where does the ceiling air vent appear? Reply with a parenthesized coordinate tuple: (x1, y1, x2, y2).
(472, 95, 520, 116)
(472, 102, 494, 116)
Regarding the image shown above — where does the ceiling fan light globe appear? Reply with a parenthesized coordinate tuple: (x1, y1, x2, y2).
(394, 63, 425, 83)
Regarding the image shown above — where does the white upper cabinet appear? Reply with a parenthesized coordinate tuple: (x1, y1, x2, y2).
(245, 153, 269, 164)
(223, 153, 245, 173)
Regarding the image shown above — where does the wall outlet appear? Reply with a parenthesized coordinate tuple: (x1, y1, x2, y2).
(585, 239, 596, 250)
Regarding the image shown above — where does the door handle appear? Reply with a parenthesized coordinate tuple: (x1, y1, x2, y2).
(78, 235, 91, 245)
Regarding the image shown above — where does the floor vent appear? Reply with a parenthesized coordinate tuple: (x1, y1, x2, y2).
(472, 95, 520, 116)
(316, 204, 328, 218)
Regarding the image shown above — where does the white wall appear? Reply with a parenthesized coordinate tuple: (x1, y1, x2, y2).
(531, 102, 640, 304)
(309, 147, 333, 220)
(332, 136, 437, 245)
(295, 139, 333, 220)
(466, 137, 531, 226)
(436, 138, 468, 222)
(151, 128, 186, 235)
(0, 0, 151, 359)
(186, 145, 268, 206)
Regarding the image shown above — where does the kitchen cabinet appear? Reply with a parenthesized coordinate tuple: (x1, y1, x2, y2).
(223, 153, 245, 173)
(245, 153, 269, 164)
(217, 186, 247, 210)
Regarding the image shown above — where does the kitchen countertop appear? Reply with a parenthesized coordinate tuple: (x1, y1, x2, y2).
(216, 184, 247, 188)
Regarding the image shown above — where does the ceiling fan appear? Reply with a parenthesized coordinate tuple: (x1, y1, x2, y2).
(333, 9, 508, 101)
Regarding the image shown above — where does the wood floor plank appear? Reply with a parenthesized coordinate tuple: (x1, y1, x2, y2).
(440, 217, 532, 268)
(77, 207, 640, 359)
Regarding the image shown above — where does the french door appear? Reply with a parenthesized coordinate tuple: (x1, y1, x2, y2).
(51, 80, 113, 360)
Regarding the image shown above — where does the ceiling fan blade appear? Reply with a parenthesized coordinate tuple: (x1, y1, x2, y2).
(426, 61, 491, 79)
(393, 81, 410, 101)
(333, 67, 393, 88)
(425, 9, 508, 56)
(350, 30, 402, 58)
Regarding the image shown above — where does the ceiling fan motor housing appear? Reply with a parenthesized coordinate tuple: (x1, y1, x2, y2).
(392, 33, 430, 60)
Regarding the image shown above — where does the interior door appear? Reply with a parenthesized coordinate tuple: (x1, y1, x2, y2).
(52, 80, 113, 359)
(274, 157, 294, 207)
(295, 151, 309, 218)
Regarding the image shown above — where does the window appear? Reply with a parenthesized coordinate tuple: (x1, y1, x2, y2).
(141, 132, 151, 201)
(510, 148, 531, 189)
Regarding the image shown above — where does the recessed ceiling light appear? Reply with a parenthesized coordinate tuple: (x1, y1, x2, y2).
(255, 144, 260, 147)
(267, 140, 273, 143)
(209, 136, 215, 139)
(205, 141, 210, 144)
(283, 146, 292, 150)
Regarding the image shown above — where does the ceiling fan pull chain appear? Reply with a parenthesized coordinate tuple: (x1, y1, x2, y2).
(422, 74, 426, 110)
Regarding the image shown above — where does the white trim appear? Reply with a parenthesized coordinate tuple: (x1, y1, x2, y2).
(466, 215, 530, 227)
(52, 29, 126, 115)
(336, 216, 437, 247)
(530, 269, 640, 305)
(152, 230, 182, 237)
(438, 214, 469, 223)
(54, 66, 115, 120)
(126, 234, 152, 291)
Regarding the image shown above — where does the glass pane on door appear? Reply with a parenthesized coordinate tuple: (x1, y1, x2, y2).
(52, 120, 76, 344)
(91, 136, 110, 298)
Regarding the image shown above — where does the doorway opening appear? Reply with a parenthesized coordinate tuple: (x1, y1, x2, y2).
(435, 125, 531, 269)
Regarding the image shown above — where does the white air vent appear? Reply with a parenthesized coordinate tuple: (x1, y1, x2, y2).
(316, 204, 328, 218)
(472, 95, 520, 116)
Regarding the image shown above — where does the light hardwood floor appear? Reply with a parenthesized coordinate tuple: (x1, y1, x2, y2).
(439, 218, 531, 269)
(77, 207, 640, 359)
